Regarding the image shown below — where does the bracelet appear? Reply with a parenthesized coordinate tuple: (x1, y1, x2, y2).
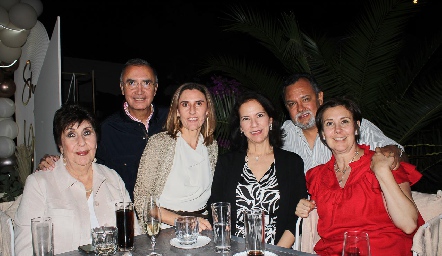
(398, 145, 404, 158)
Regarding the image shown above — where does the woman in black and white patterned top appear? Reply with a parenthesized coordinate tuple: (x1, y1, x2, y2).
(209, 91, 307, 248)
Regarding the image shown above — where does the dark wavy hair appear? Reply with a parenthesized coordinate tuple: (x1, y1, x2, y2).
(53, 104, 97, 152)
(229, 91, 284, 151)
(281, 73, 321, 101)
(315, 96, 362, 146)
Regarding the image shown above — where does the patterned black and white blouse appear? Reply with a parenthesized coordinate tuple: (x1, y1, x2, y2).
(235, 159, 280, 245)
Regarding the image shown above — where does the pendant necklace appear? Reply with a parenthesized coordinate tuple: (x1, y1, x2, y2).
(335, 150, 359, 184)
(247, 148, 273, 162)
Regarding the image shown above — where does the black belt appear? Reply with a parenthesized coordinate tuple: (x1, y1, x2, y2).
(164, 207, 208, 219)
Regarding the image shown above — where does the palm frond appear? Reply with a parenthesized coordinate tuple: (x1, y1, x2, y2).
(199, 54, 285, 108)
(345, 0, 417, 67)
(371, 72, 442, 143)
(278, 12, 310, 72)
(224, 5, 311, 73)
(224, 5, 286, 60)
(395, 26, 442, 98)
(302, 33, 350, 97)
(212, 92, 236, 154)
(339, 0, 423, 109)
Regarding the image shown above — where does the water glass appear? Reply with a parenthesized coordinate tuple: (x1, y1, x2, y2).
(31, 217, 53, 256)
(244, 209, 265, 256)
(91, 226, 118, 255)
(115, 202, 135, 251)
(175, 216, 199, 245)
(342, 231, 371, 256)
(211, 202, 231, 253)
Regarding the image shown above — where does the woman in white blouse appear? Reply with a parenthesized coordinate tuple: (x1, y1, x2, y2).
(15, 104, 141, 255)
(133, 83, 218, 230)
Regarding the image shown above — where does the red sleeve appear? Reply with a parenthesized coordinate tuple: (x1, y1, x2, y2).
(306, 166, 324, 201)
(392, 162, 422, 185)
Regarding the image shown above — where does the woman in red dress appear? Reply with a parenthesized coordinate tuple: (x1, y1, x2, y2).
(295, 96, 424, 256)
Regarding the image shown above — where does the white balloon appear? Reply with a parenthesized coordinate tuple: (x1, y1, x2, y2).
(0, 41, 21, 63)
(0, 119, 18, 139)
(0, 23, 29, 47)
(0, 136, 15, 158)
(3, 21, 30, 34)
(0, 0, 19, 11)
(0, 97, 15, 118)
(20, 0, 42, 17)
(8, 2, 37, 29)
(0, 6, 9, 30)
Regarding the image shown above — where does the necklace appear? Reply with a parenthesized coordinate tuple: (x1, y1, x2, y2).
(85, 188, 93, 193)
(247, 148, 273, 162)
(335, 150, 359, 183)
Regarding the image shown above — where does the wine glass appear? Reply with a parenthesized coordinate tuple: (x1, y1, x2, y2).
(143, 195, 162, 256)
(342, 231, 371, 256)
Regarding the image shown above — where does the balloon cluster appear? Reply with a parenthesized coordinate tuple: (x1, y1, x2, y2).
(0, 0, 43, 64)
(0, 97, 18, 158)
(0, 0, 42, 199)
(0, 0, 42, 97)
(0, 85, 19, 200)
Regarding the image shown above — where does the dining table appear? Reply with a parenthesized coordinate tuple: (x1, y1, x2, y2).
(58, 227, 316, 255)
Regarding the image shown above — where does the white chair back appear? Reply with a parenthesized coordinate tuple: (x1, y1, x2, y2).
(0, 210, 15, 256)
(412, 190, 442, 222)
(294, 216, 302, 251)
(412, 214, 442, 256)
(293, 208, 320, 253)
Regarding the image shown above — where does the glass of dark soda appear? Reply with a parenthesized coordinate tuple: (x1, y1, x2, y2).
(115, 202, 135, 251)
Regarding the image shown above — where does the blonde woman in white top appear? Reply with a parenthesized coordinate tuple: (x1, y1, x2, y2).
(134, 83, 218, 231)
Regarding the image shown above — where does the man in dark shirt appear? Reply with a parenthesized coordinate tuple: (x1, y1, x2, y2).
(96, 58, 168, 200)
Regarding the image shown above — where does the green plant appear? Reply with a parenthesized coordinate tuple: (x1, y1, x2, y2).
(0, 122, 34, 202)
(199, 0, 442, 172)
(0, 165, 23, 202)
(208, 75, 241, 154)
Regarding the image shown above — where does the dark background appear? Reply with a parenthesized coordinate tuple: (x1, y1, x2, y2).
(38, 0, 365, 82)
(35, 0, 440, 114)
(37, 0, 369, 112)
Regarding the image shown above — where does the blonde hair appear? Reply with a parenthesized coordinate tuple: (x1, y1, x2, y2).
(165, 83, 216, 146)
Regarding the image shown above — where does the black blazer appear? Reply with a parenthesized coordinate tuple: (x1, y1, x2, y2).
(209, 147, 307, 243)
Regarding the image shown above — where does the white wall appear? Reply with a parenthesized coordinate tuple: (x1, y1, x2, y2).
(33, 16, 62, 162)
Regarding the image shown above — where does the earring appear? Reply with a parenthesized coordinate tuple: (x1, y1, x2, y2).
(61, 153, 67, 166)
(93, 158, 97, 163)
(270, 124, 273, 130)
(355, 131, 358, 135)
(205, 117, 209, 136)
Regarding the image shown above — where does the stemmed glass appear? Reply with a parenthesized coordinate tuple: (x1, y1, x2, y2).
(342, 231, 371, 256)
(143, 195, 162, 256)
